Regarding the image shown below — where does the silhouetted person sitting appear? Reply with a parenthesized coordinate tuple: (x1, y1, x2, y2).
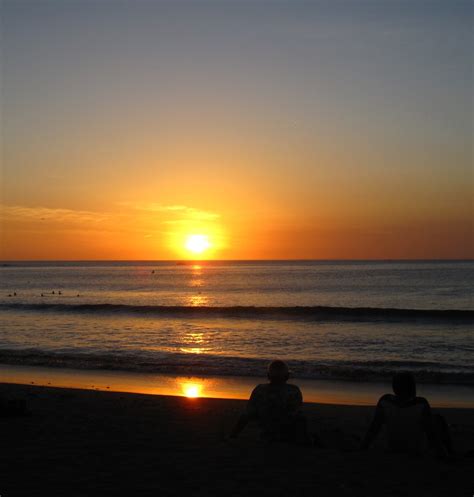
(361, 372, 452, 457)
(230, 360, 317, 446)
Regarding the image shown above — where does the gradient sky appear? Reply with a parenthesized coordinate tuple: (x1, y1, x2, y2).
(1, 0, 472, 260)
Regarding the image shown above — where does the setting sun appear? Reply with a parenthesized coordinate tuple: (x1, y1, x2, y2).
(168, 225, 225, 260)
(185, 234, 211, 255)
(181, 383, 202, 398)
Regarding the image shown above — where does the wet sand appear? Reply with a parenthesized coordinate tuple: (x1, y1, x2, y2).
(2, 364, 473, 408)
(1, 383, 473, 497)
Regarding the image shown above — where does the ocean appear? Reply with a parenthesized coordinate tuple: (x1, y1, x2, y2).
(0, 260, 473, 386)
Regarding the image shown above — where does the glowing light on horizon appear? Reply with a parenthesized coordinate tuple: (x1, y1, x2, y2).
(167, 222, 225, 260)
(181, 382, 203, 398)
(184, 234, 211, 255)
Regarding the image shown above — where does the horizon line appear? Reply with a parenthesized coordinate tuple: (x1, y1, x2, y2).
(1, 258, 473, 263)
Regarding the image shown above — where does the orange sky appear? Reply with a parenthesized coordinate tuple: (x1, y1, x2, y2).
(1, 1, 472, 260)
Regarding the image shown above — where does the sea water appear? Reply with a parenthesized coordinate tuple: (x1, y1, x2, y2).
(0, 260, 472, 385)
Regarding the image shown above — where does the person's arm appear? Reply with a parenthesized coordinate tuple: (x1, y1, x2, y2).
(230, 413, 250, 439)
(294, 387, 303, 410)
(229, 386, 259, 439)
(420, 399, 447, 458)
(361, 398, 386, 449)
(287, 386, 303, 416)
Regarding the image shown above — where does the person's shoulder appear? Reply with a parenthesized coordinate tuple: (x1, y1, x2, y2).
(285, 383, 303, 395)
(286, 383, 302, 391)
(251, 384, 268, 394)
(378, 394, 430, 409)
(414, 396, 431, 407)
(377, 393, 396, 405)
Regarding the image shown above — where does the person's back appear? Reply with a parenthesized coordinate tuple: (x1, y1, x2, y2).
(247, 382, 302, 440)
(377, 393, 430, 453)
(229, 360, 315, 445)
(362, 372, 450, 456)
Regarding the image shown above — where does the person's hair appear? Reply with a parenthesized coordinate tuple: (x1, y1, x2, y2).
(392, 372, 416, 398)
(267, 360, 289, 383)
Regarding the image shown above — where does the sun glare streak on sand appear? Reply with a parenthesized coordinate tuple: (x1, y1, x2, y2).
(1, 366, 473, 407)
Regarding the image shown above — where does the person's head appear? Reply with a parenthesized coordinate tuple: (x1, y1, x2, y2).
(267, 360, 289, 384)
(392, 372, 416, 398)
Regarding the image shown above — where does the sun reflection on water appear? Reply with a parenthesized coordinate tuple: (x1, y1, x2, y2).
(180, 331, 208, 354)
(189, 264, 204, 288)
(187, 295, 208, 306)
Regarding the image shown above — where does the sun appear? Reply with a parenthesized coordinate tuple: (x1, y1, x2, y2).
(184, 234, 211, 255)
(170, 228, 224, 259)
(181, 383, 202, 398)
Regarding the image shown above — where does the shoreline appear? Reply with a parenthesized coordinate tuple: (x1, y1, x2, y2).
(1, 363, 473, 408)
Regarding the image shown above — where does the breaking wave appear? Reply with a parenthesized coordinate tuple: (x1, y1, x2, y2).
(0, 348, 472, 385)
(1, 303, 472, 323)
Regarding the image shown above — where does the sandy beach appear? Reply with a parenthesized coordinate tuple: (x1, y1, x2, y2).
(1, 382, 473, 497)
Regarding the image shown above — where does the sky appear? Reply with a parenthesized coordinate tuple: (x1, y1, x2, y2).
(1, 0, 472, 260)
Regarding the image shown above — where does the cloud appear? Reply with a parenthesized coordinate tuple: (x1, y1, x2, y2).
(118, 202, 220, 221)
(1, 202, 220, 236)
(0, 204, 110, 224)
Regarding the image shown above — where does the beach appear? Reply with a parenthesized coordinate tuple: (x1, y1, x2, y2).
(3, 0, 472, 494)
(1, 261, 473, 496)
(1, 382, 473, 497)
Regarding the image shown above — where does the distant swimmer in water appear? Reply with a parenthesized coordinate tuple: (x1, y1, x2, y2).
(361, 372, 453, 458)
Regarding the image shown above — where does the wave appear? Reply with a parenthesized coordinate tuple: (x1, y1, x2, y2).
(0, 348, 472, 385)
(1, 302, 473, 322)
